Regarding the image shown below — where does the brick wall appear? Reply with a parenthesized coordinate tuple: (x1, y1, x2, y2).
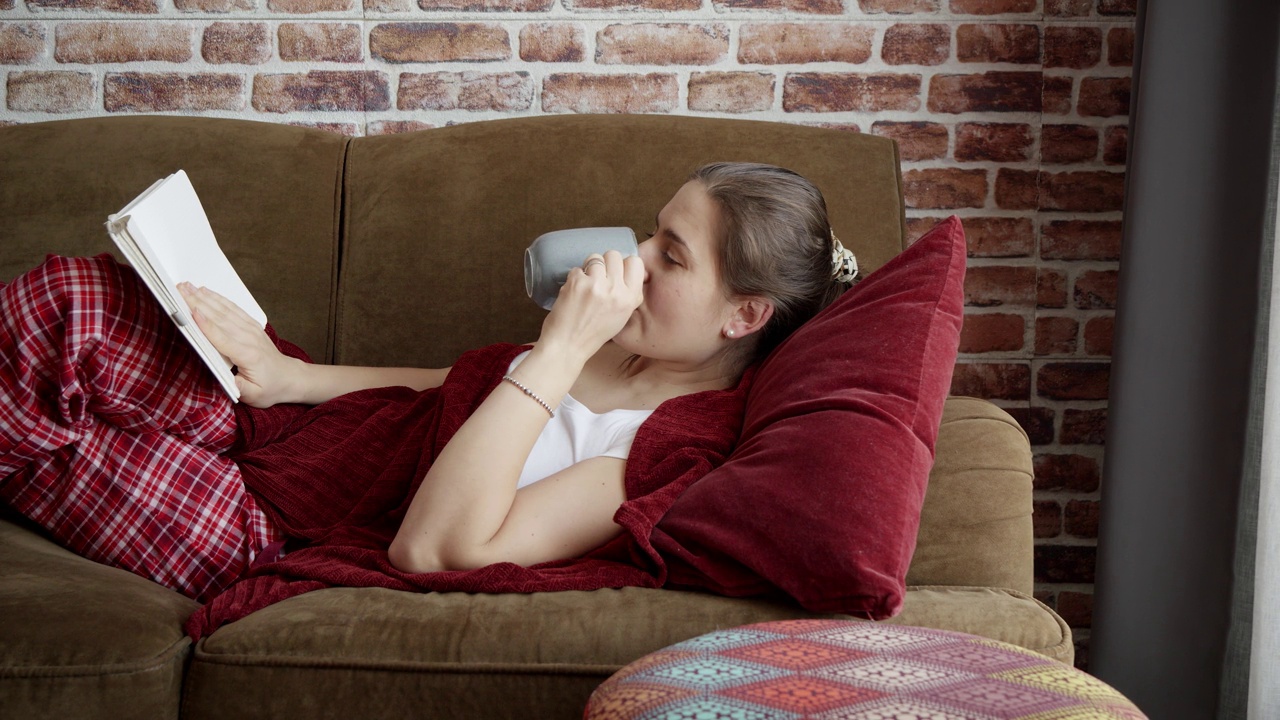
(0, 0, 1134, 670)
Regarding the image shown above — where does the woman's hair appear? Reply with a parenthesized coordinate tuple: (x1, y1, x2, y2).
(690, 162, 854, 367)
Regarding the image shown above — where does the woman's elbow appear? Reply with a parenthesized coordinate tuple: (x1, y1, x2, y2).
(387, 536, 490, 574)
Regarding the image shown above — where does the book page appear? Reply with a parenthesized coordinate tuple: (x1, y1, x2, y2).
(122, 170, 267, 328)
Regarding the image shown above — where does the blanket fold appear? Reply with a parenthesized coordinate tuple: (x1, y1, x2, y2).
(185, 342, 751, 639)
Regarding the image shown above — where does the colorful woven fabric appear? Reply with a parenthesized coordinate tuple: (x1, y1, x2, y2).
(586, 620, 1147, 720)
(0, 255, 279, 602)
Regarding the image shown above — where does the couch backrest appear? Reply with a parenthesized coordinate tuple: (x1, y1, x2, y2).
(334, 115, 907, 368)
(0, 116, 345, 362)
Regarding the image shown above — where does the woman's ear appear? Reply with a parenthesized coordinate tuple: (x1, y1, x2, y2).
(724, 297, 774, 339)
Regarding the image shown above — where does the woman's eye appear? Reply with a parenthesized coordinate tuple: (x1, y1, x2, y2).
(662, 251, 680, 266)
(644, 230, 656, 238)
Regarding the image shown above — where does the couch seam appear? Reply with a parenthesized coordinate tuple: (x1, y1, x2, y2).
(190, 651, 618, 677)
(0, 636, 190, 679)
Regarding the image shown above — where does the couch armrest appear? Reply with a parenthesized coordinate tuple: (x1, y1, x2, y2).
(906, 396, 1035, 594)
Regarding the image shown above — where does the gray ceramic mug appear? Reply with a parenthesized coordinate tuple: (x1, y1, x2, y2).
(524, 227, 639, 309)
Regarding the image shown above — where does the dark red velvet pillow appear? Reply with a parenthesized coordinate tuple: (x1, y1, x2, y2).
(652, 216, 967, 619)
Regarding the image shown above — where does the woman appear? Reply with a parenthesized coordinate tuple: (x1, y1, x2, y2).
(0, 162, 859, 602)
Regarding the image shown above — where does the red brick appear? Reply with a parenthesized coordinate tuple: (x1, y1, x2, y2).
(1044, 26, 1101, 69)
(1043, 75, 1073, 115)
(928, 72, 1041, 113)
(520, 23, 585, 63)
(370, 23, 510, 63)
(1075, 269, 1118, 309)
(422, 0, 550, 7)
(202, 22, 270, 65)
(805, 122, 863, 133)
(784, 73, 922, 112)
(688, 72, 774, 113)
(962, 216, 1034, 257)
(176, 0, 252, 9)
(1108, 27, 1134, 66)
(365, 0, 417, 8)
(1057, 590, 1094, 627)
(0, 0, 12, 7)
(1078, 76, 1130, 116)
(1040, 171, 1125, 212)
(1008, 406, 1055, 445)
(252, 71, 391, 112)
(56, 22, 192, 64)
(1062, 407, 1107, 444)
(598, 24, 728, 65)
(28, 0, 157, 10)
(1035, 316, 1078, 355)
(105, 72, 244, 112)
(1103, 125, 1128, 165)
(858, 0, 939, 11)
(1099, 0, 1136, 15)
(870, 121, 948, 161)
(1034, 545, 1096, 584)
(1038, 269, 1068, 309)
(1033, 500, 1062, 539)
(286, 121, 358, 135)
(279, 23, 362, 63)
(0, 24, 46, 64)
(1042, 220, 1121, 261)
(960, 312, 1025, 353)
(1084, 316, 1114, 355)
(543, 73, 677, 114)
(950, 0, 1034, 13)
(965, 265, 1036, 307)
(1038, 361, 1110, 400)
(955, 122, 1033, 162)
(368, 120, 434, 135)
(902, 168, 987, 209)
(995, 169, 1038, 210)
(956, 24, 1040, 65)
(6, 71, 94, 112)
(1041, 124, 1098, 164)
(267, 0, 354, 10)
(713, 0, 842, 11)
(1045, 0, 1091, 16)
(881, 24, 950, 66)
(1033, 453, 1100, 492)
(949, 363, 1031, 400)
(906, 216, 946, 243)
(399, 71, 533, 111)
(741, 23, 873, 64)
(1065, 500, 1099, 538)
(565, 0, 697, 9)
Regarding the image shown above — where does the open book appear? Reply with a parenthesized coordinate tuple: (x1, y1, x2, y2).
(105, 170, 266, 401)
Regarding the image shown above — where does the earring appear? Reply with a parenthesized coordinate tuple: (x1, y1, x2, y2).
(726, 329, 736, 338)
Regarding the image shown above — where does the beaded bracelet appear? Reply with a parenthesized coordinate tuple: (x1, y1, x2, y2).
(501, 375, 555, 418)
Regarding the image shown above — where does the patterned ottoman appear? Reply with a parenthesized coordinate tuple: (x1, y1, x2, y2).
(584, 620, 1146, 719)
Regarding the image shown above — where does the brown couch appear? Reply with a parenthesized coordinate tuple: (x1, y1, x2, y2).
(0, 115, 1069, 719)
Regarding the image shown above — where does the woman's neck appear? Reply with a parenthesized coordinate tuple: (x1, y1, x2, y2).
(575, 342, 739, 412)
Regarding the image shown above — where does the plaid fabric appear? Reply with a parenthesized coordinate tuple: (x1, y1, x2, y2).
(0, 255, 279, 601)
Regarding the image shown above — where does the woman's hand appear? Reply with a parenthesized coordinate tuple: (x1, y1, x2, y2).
(178, 282, 304, 408)
(538, 250, 645, 363)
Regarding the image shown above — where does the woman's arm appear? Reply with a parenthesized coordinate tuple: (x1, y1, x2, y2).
(389, 250, 645, 572)
(179, 283, 449, 407)
(389, 455, 627, 572)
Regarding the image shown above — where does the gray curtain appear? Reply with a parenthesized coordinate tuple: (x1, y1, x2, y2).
(1091, 0, 1280, 717)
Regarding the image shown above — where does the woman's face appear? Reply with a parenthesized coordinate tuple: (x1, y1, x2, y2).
(613, 181, 740, 367)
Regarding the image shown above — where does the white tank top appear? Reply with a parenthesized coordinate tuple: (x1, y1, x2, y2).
(508, 351, 654, 489)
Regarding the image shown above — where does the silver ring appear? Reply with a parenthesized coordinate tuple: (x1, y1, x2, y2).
(584, 258, 606, 270)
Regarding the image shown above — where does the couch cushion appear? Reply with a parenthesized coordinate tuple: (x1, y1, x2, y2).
(335, 115, 906, 368)
(183, 584, 1067, 719)
(0, 117, 347, 362)
(653, 216, 966, 621)
(908, 397, 1036, 594)
(0, 516, 199, 720)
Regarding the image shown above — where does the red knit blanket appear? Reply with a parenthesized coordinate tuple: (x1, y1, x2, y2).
(184, 342, 751, 639)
